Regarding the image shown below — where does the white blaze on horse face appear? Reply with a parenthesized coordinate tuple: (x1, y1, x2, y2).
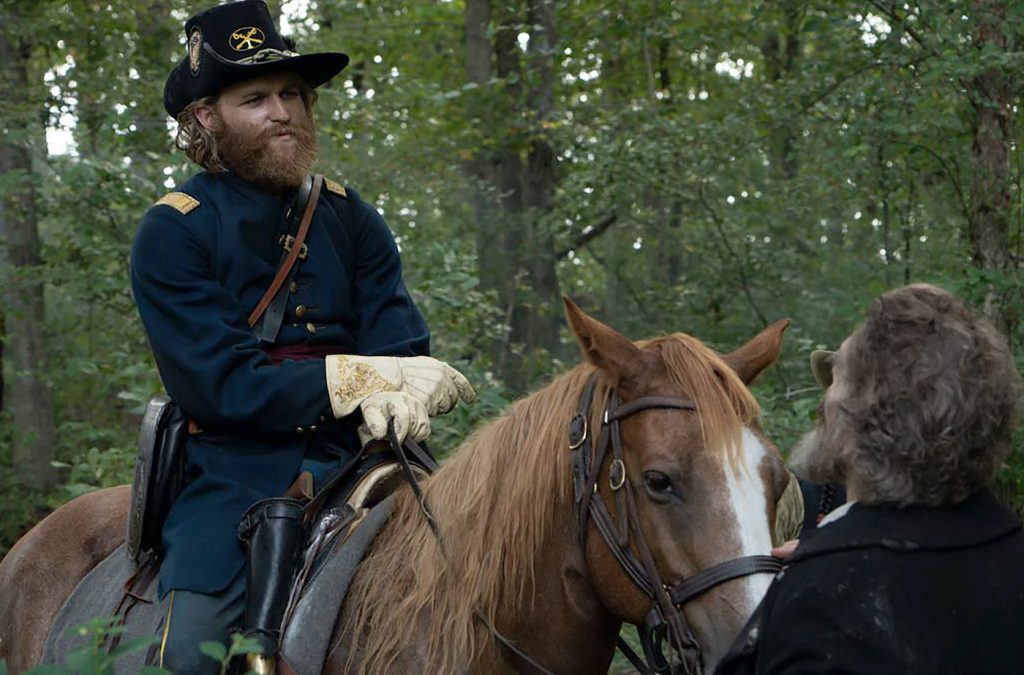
(723, 427, 774, 610)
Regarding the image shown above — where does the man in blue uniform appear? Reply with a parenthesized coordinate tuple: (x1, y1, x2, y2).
(130, 1, 474, 671)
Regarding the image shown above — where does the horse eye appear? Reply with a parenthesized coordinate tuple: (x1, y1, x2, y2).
(644, 471, 672, 493)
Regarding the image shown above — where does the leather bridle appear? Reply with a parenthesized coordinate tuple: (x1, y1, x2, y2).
(569, 376, 782, 674)
(386, 373, 783, 675)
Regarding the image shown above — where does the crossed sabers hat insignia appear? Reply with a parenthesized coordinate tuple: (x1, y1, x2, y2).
(230, 26, 265, 51)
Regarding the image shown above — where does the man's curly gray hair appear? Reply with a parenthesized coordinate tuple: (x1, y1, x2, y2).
(824, 283, 1021, 506)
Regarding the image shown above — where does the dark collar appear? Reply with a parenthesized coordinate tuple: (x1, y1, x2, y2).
(204, 170, 294, 205)
(791, 488, 1022, 562)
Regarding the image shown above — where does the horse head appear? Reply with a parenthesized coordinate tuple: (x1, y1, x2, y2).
(564, 297, 790, 671)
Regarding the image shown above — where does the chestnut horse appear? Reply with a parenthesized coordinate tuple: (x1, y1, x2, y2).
(0, 300, 789, 673)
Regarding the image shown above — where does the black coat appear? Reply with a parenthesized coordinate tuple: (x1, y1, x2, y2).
(716, 489, 1024, 675)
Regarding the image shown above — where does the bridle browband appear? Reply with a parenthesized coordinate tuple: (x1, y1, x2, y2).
(569, 376, 783, 675)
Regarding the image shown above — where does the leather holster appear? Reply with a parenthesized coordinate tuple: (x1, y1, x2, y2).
(127, 395, 188, 563)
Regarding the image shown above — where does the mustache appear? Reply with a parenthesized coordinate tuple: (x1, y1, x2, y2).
(261, 119, 314, 142)
(211, 113, 318, 191)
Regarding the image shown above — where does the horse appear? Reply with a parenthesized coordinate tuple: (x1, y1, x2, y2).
(0, 299, 790, 673)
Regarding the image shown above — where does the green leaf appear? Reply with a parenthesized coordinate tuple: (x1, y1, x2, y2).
(64, 646, 102, 671)
(227, 632, 265, 656)
(107, 635, 160, 660)
(21, 666, 70, 675)
(227, 642, 264, 656)
(199, 641, 228, 664)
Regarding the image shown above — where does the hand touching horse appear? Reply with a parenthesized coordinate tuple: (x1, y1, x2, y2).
(0, 299, 790, 673)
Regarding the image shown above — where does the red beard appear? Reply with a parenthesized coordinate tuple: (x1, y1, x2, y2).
(213, 113, 318, 193)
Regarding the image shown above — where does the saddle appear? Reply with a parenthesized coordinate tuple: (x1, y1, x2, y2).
(46, 442, 433, 675)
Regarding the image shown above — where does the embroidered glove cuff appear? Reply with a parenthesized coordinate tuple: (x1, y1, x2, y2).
(325, 354, 476, 419)
(325, 354, 399, 418)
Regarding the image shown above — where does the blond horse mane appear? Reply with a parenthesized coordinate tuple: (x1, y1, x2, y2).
(338, 333, 760, 673)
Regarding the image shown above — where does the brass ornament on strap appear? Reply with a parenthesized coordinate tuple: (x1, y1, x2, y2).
(279, 234, 308, 260)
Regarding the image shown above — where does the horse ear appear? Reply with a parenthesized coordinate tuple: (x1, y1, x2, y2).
(564, 296, 654, 394)
(721, 319, 790, 384)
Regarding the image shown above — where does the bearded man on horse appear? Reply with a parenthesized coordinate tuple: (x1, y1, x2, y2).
(128, 1, 474, 671)
(717, 283, 1024, 674)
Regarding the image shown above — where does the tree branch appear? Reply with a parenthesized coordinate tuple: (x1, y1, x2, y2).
(556, 213, 618, 259)
(696, 184, 770, 327)
(874, 134, 971, 223)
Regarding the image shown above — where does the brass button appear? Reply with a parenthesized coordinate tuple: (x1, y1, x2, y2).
(309, 425, 319, 432)
(318, 415, 326, 423)
(294, 304, 308, 319)
(289, 281, 298, 293)
(305, 322, 317, 334)
(296, 426, 305, 434)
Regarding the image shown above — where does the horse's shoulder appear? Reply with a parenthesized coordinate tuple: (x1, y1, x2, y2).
(0, 485, 129, 670)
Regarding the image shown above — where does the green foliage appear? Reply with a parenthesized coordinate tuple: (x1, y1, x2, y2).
(0, 620, 261, 675)
(2, 616, 169, 675)
(199, 632, 263, 675)
(2, 0, 1023, 579)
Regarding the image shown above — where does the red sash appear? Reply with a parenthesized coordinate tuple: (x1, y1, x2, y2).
(261, 343, 348, 365)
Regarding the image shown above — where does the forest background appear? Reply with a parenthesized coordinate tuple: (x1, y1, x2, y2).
(1, 0, 1022, 557)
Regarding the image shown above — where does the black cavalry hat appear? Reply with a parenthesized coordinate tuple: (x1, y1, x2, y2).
(163, 0, 349, 118)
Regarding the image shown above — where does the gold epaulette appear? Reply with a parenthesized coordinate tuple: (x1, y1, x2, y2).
(153, 192, 200, 215)
(324, 178, 347, 198)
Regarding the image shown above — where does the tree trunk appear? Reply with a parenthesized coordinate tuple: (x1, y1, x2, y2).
(131, 0, 178, 164)
(463, 0, 562, 391)
(759, 0, 802, 181)
(0, 14, 58, 490)
(463, 0, 507, 365)
(0, 309, 5, 415)
(519, 0, 562, 369)
(967, 0, 1016, 336)
(643, 35, 683, 290)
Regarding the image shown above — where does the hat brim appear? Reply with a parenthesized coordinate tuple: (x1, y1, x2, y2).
(164, 50, 349, 117)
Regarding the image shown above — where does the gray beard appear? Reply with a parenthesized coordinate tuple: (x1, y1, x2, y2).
(788, 426, 847, 485)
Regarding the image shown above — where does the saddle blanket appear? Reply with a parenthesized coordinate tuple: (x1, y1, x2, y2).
(41, 497, 395, 674)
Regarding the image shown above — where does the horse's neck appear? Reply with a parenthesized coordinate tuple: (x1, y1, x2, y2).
(425, 389, 622, 672)
(330, 377, 627, 673)
(481, 514, 623, 673)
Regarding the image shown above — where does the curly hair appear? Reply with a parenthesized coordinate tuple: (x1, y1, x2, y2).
(174, 95, 224, 172)
(824, 283, 1021, 506)
(173, 80, 318, 171)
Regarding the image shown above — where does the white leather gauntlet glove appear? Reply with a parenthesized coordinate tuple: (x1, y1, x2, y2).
(325, 354, 475, 419)
(356, 391, 430, 446)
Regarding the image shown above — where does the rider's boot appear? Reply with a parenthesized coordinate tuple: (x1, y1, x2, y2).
(237, 497, 305, 674)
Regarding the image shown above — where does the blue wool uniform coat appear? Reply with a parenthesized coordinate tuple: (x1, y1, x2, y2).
(130, 171, 429, 596)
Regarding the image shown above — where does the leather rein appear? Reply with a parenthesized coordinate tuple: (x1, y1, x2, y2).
(569, 376, 783, 675)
